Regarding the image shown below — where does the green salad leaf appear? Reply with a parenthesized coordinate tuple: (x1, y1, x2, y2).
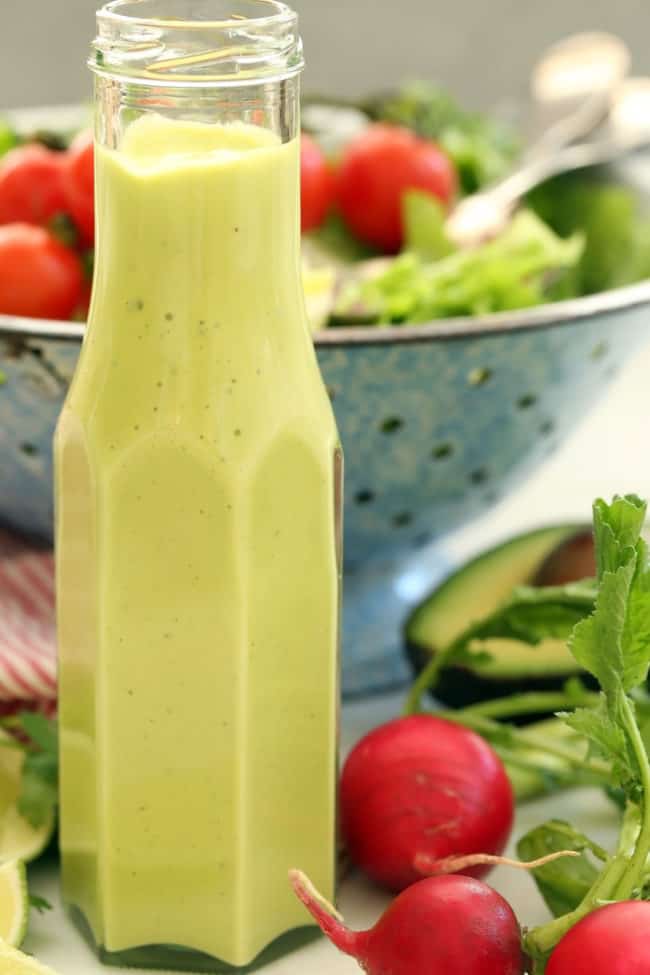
(402, 191, 454, 261)
(303, 85, 650, 329)
(529, 173, 650, 295)
(0, 121, 18, 159)
(335, 208, 584, 324)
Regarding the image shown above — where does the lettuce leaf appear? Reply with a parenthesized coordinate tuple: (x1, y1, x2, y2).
(335, 206, 583, 323)
(529, 173, 650, 295)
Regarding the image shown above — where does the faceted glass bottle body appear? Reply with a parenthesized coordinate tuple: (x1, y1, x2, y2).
(54, 4, 341, 969)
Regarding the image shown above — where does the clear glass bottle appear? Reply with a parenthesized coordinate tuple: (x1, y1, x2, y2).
(54, 2, 342, 969)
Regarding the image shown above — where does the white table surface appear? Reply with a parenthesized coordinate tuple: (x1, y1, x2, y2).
(23, 342, 650, 972)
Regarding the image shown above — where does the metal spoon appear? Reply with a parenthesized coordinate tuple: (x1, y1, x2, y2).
(526, 31, 630, 155)
(447, 78, 650, 249)
(447, 34, 633, 248)
(333, 76, 650, 321)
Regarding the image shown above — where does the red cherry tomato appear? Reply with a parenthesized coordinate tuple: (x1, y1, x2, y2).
(0, 223, 84, 320)
(61, 131, 95, 246)
(0, 145, 67, 226)
(300, 133, 335, 233)
(337, 124, 457, 252)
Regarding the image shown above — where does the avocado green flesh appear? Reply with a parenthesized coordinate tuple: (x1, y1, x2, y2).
(458, 637, 578, 678)
(406, 524, 586, 680)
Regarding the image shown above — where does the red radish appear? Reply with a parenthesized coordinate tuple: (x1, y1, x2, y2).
(289, 869, 524, 975)
(340, 714, 514, 892)
(546, 901, 650, 975)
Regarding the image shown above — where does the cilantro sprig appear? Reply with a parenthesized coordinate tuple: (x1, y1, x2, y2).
(1, 712, 58, 830)
(521, 496, 650, 966)
(406, 495, 650, 966)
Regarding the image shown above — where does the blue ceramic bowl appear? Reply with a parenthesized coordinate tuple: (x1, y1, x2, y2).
(3, 287, 650, 559)
(2, 104, 650, 693)
(2, 282, 650, 697)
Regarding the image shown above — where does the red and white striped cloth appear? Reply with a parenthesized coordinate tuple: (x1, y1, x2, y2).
(0, 531, 57, 715)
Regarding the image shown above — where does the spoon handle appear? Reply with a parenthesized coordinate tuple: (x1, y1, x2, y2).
(447, 125, 650, 247)
(494, 131, 650, 206)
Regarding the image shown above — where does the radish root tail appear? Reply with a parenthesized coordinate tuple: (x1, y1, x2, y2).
(288, 869, 359, 957)
(414, 849, 580, 876)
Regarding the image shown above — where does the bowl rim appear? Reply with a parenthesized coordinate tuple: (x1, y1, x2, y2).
(2, 278, 650, 349)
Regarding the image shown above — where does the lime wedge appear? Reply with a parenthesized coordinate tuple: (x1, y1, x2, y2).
(0, 940, 59, 974)
(0, 805, 54, 866)
(0, 733, 54, 863)
(0, 860, 28, 946)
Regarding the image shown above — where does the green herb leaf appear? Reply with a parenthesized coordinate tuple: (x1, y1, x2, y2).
(405, 581, 596, 713)
(29, 893, 52, 914)
(562, 695, 635, 788)
(17, 713, 58, 757)
(19, 751, 58, 829)
(593, 494, 647, 578)
(569, 497, 650, 694)
(517, 820, 605, 918)
(6, 714, 60, 830)
(451, 582, 596, 653)
(486, 584, 595, 642)
(456, 580, 596, 646)
(569, 566, 635, 691)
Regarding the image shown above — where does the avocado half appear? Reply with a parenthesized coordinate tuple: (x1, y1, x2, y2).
(405, 524, 595, 711)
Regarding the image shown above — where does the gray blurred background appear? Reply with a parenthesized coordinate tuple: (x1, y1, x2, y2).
(1, 0, 649, 111)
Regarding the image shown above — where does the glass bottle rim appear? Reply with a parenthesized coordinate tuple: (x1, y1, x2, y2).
(98, 0, 296, 33)
(92, 0, 303, 86)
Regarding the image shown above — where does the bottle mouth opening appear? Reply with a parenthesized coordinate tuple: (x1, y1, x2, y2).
(92, 0, 303, 86)
(99, 0, 296, 32)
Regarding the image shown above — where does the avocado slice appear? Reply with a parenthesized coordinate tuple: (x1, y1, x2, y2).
(405, 524, 595, 711)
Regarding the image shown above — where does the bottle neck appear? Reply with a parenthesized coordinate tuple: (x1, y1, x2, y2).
(89, 74, 305, 355)
(94, 73, 300, 150)
(87, 3, 306, 345)
(91, 0, 303, 148)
